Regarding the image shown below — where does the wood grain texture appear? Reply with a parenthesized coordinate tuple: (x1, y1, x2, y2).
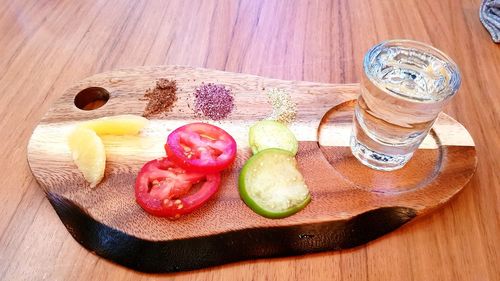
(26, 66, 476, 272)
(0, 0, 499, 280)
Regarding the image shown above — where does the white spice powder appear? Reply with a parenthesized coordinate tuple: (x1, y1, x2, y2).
(266, 88, 297, 124)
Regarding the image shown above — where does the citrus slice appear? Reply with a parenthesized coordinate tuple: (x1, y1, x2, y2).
(80, 114, 149, 136)
(249, 120, 298, 155)
(239, 148, 310, 218)
(68, 127, 106, 188)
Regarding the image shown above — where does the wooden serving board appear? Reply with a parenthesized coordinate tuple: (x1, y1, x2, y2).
(27, 66, 477, 273)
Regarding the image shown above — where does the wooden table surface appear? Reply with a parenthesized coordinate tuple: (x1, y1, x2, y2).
(0, 0, 498, 280)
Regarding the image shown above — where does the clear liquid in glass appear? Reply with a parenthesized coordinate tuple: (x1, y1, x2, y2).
(351, 41, 460, 171)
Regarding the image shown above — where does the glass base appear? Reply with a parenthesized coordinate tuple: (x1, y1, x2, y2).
(350, 135, 413, 171)
(318, 100, 442, 193)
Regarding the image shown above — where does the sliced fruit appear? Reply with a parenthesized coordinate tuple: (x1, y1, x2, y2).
(80, 114, 149, 136)
(135, 157, 221, 219)
(165, 123, 237, 173)
(248, 120, 298, 155)
(238, 148, 311, 219)
(68, 126, 106, 188)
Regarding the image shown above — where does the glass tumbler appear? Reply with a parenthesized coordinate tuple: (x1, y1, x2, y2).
(350, 40, 461, 171)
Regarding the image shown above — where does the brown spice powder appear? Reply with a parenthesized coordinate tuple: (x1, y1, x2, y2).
(141, 78, 178, 117)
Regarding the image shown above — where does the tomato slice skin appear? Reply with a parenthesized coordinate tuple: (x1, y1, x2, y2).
(165, 123, 237, 173)
(135, 157, 221, 219)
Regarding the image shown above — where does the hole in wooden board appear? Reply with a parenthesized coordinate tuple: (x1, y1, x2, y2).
(74, 87, 110, 110)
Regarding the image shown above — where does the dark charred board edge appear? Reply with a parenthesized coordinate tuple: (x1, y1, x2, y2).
(47, 192, 416, 273)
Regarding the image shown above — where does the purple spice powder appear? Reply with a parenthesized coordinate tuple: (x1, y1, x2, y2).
(194, 83, 234, 120)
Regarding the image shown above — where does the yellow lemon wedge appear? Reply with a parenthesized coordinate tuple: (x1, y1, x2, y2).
(68, 126, 106, 188)
(79, 114, 149, 136)
(68, 115, 149, 188)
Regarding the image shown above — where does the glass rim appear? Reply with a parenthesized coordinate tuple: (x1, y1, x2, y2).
(363, 39, 461, 103)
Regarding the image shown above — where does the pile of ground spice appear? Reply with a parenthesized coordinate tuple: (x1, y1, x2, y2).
(267, 88, 297, 124)
(194, 83, 234, 120)
(141, 78, 177, 117)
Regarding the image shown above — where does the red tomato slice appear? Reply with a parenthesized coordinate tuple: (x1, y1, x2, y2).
(135, 157, 221, 219)
(165, 123, 237, 173)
